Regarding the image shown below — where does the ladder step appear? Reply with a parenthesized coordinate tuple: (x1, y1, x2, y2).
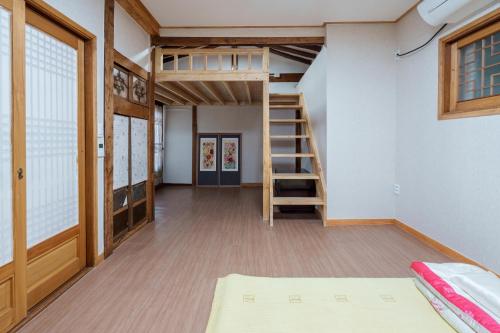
(270, 119, 306, 123)
(272, 173, 319, 180)
(273, 197, 324, 205)
(270, 104, 302, 109)
(271, 153, 314, 158)
(270, 135, 309, 140)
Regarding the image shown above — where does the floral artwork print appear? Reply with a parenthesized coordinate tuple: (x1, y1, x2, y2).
(222, 138, 238, 172)
(132, 75, 148, 105)
(200, 138, 217, 171)
(113, 67, 128, 98)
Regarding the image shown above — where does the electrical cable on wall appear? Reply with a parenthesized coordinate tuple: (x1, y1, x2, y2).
(396, 24, 448, 57)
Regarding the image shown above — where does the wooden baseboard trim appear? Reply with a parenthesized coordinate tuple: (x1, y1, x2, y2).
(325, 219, 395, 227)
(241, 182, 263, 188)
(94, 254, 104, 266)
(325, 218, 497, 275)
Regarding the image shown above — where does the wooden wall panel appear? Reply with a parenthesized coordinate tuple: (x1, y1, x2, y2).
(0, 264, 14, 332)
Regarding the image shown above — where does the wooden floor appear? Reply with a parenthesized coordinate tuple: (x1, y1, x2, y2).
(18, 186, 451, 333)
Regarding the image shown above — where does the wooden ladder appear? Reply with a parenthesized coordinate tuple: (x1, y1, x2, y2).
(268, 93, 327, 227)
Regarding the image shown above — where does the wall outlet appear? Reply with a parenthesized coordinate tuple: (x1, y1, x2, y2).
(393, 184, 401, 195)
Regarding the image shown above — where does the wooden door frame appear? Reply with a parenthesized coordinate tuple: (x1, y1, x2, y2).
(6, 0, 99, 329)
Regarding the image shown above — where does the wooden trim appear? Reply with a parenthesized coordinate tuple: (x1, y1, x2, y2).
(262, 74, 270, 221)
(270, 73, 304, 82)
(27, 226, 80, 261)
(114, 96, 149, 119)
(147, 49, 156, 223)
(395, 0, 421, 23)
(151, 36, 325, 47)
(438, 8, 500, 120)
(94, 254, 104, 266)
(325, 219, 395, 226)
(192, 105, 197, 185)
(0, 0, 12, 10)
(84, 37, 99, 267)
(104, 0, 115, 258)
(25, 0, 94, 39)
(12, 0, 27, 325)
(25, 8, 79, 49)
(393, 220, 498, 275)
(114, 49, 148, 80)
(115, 0, 160, 36)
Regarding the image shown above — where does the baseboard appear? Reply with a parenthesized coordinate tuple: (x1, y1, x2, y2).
(241, 182, 263, 188)
(326, 218, 497, 275)
(94, 254, 104, 266)
(325, 219, 395, 227)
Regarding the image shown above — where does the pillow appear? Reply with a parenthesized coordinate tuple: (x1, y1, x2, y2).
(411, 262, 500, 333)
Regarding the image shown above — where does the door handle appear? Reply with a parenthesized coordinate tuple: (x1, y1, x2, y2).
(17, 168, 24, 180)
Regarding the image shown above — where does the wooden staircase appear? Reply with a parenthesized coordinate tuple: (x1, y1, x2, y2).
(267, 93, 327, 226)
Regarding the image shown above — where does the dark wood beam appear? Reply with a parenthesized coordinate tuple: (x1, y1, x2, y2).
(192, 106, 197, 185)
(296, 44, 322, 52)
(152, 36, 325, 47)
(269, 73, 304, 83)
(272, 46, 315, 60)
(270, 48, 312, 65)
(115, 0, 160, 36)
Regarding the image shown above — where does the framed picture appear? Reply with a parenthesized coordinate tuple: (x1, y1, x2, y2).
(222, 137, 239, 172)
(131, 75, 148, 105)
(200, 137, 217, 172)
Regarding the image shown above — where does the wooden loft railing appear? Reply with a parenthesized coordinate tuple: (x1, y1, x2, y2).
(154, 47, 269, 81)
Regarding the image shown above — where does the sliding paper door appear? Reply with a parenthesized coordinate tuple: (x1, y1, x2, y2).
(0, 4, 12, 269)
(24, 10, 86, 308)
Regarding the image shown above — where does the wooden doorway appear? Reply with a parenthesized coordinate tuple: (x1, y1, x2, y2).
(0, 1, 98, 330)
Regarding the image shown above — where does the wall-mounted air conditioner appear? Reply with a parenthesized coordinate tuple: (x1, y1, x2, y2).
(417, 0, 495, 26)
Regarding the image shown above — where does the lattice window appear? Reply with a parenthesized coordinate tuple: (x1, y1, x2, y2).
(0, 6, 12, 266)
(439, 11, 500, 119)
(25, 24, 79, 247)
(131, 118, 148, 185)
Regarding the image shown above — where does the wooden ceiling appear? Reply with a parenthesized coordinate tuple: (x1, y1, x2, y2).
(155, 81, 263, 106)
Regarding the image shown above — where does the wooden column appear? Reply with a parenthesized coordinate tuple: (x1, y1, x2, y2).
(147, 48, 156, 222)
(12, 0, 27, 323)
(262, 48, 270, 221)
(192, 105, 197, 185)
(103, 0, 114, 257)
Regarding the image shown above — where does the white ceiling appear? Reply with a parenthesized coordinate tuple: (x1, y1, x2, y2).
(142, 0, 418, 27)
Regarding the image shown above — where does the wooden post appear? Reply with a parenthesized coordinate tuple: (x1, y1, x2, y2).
(295, 109, 302, 173)
(147, 46, 156, 222)
(262, 48, 270, 221)
(192, 105, 197, 185)
(103, 0, 115, 257)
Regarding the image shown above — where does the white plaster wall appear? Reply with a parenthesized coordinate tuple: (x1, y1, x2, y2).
(297, 47, 327, 175)
(43, 0, 105, 255)
(395, 4, 500, 272)
(114, 3, 151, 71)
(164, 107, 193, 184)
(269, 53, 309, 94)
(326, 23, 397, 219)
(198, 105, 263, 183)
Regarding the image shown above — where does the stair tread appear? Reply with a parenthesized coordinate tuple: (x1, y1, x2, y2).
(272, 197, 324, 205)
(270, 104, 302, 109)
(270, 118, 306, 123)
(272, 173, 319, 180)
(270, 135, 309, 139)
(271, 153, 314, 158)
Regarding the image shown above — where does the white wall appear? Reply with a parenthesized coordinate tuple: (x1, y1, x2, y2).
(114, 3, 151, 71)
(297, 47, 327, 175)
(164, 107, 193, 184)
(395, 4, 500, 272)
(325, 23, 397, 219)
(44, 0, 105, 255)
(269, 53, 309, 94)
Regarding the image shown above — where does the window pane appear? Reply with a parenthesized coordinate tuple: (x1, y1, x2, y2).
(458, 31, 500, 101)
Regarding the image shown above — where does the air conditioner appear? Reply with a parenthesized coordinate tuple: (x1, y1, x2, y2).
(417, 0, 494, 26)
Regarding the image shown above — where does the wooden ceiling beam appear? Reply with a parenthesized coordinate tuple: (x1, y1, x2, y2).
(152, 36, 325, 47)
(177, 81, 212, 104)
(269, 48, 312, 65)
(155, 93, 175, 105)
(273, 46, 315, 59)
(269, 73, 304, 82)
(158, 82, 199, 105)
(296, 45, 322, 52)
(200, 81, 225, 104)
(244, 81, 252, 104)
(115, 0, 160, 36)
(155, 84, 186, 105)
(222, 82, 238, 104)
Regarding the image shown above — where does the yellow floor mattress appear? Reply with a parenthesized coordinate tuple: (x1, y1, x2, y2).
(205, 274, 456, 333)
